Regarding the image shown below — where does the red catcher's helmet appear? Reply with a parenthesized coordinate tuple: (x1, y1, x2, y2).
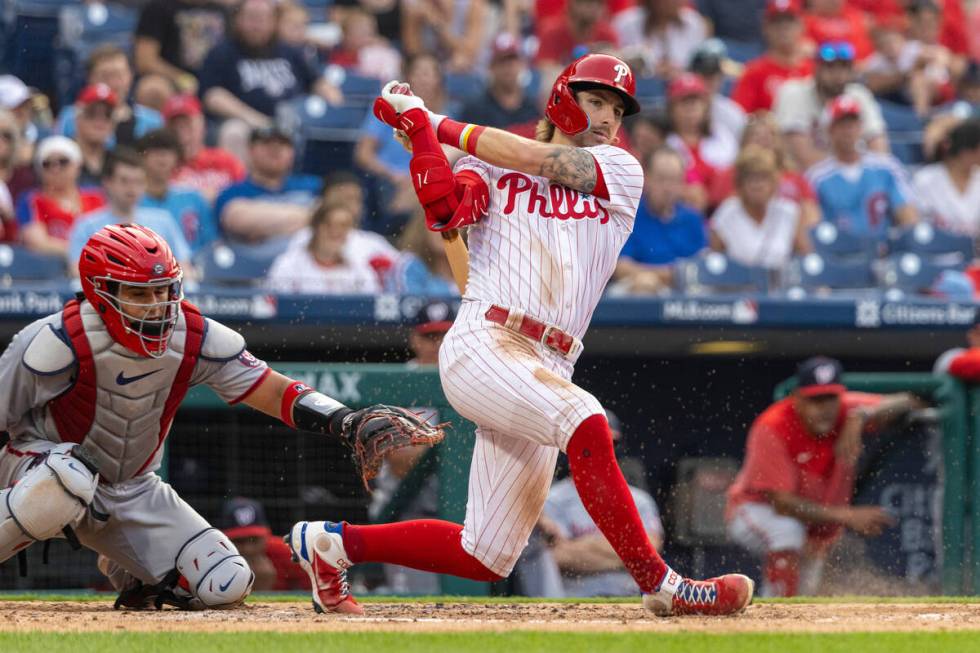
(546, 53, 641, 136)
(78, 224, 184, 359)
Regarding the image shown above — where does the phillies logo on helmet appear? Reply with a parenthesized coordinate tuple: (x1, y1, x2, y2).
(152, 263, 165, 275)
(613, 63, 629, 84)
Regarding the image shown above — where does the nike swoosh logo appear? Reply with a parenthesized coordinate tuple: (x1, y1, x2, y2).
(219, 574, 238, 592)
(116, 370, 162, 385)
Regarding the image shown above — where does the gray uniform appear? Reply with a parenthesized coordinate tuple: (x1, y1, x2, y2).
(0, 300, 268, 588)
(544, 478, 664, 597)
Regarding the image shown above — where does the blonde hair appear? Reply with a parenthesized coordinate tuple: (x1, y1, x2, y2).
(398, 209, 443, 272)
(734, 144, 778, 186)
(740, 111, 788, 170)
(535, 117, 556, 143)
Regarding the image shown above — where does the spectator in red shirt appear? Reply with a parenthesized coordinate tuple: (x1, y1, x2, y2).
(804, 0, 874, 61)
(219, 497, 310, 591)
(726, 357, 921, 597)
(732, 0, 814, 114)
(17, 136, 105, 257)
(665, 73, 738, 213)
(535, 0, 619, 68)
(163, 94, 246, 203)
(851, 0, 968, 57)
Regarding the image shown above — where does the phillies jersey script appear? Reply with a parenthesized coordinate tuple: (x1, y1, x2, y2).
(455, 144, 644, 340)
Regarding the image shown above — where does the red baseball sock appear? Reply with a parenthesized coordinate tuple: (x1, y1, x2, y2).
(764, 550, 800, 597)
(342, 519, 503, 582)
(566, 414, 668, 593)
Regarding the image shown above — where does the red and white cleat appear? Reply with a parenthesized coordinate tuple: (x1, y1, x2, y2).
(643, 567, 754, 617)
(285, 521, 363, 615)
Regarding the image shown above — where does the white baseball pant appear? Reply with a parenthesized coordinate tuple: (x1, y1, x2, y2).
(439, 300, 604, 577)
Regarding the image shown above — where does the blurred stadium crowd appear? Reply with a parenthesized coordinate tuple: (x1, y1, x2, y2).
(1, 0, 980, 298)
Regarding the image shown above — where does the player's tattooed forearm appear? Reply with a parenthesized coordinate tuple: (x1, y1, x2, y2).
(539, 146, 597, 193)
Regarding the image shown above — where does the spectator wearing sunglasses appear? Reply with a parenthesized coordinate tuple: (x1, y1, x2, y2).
(774, 41, 887, 171)
(15, 136, 106, 256)
(74, 84, 119, 187)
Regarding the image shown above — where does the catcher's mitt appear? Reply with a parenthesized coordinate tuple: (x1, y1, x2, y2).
(342, 405, 447, 488)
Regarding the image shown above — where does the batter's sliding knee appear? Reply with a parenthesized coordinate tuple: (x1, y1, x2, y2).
(176, 528, 254, 608)
(0, 443, 98, 563)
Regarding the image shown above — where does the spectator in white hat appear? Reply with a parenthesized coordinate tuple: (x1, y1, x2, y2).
(16, 136, 106, 256)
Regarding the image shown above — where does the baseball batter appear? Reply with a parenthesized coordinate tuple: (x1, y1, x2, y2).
(0, 224, 441, 610)
(286, 54, 754, 616)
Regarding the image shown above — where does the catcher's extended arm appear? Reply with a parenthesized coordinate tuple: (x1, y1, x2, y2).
(244, 371, 446, 488)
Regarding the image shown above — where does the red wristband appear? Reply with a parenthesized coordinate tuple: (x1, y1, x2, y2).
(280, 381, 314, 428)
(436, 118, 485, 155)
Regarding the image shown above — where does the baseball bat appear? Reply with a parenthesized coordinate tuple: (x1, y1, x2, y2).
(441, 229, 469, 295)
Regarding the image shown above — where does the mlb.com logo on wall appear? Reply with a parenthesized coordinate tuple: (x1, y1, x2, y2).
(661, 299, 759, 324)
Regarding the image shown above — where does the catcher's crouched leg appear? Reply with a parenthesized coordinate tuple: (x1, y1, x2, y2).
(0, 443, 98, 563)
(175, 528, 254, 609)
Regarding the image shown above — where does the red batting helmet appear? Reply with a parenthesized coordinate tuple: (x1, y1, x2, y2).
(546, 53, 641, 136)
(79, 224, 184, 359)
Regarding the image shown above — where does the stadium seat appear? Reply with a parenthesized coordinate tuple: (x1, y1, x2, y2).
(6, 1, 66, 95)
(810, 222, 879, 259)
(59, 2, 136, 46)
(878, 252, 961, 293)
(195, 241, 276, 287)
(718, 38, 764, 64)
(878, 100, 924, 165)
(676, 252, 769, 294)
(0, 243, 66, 281)
(339, 73, 381, 106)
(444, 72, 484, 104)
(785, 253, 876, 292)
(276, 96, 367, 175)
(889, 223, 974, 262)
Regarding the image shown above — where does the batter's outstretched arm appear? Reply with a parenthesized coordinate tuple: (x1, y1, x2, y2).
(460, 126, 598, 195)
(452, 125, 600, 195)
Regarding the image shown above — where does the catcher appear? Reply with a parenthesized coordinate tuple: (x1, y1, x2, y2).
(0, 224, 442, 610)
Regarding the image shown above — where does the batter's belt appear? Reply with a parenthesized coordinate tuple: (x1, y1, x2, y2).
(484, 305, 583, 359)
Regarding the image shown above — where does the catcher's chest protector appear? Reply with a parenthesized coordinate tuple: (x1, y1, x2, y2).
(47, 300, 204, 484)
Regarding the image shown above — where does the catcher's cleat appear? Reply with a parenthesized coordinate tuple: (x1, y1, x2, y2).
(286, 521, 363, 615)
(643, 567, 754, 617)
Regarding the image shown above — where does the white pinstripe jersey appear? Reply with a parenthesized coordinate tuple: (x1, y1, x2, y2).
(454, 144, 644, 340)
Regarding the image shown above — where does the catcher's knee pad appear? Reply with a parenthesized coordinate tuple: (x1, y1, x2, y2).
(176, 528, 254, 608)
(0, 443, 98, 562)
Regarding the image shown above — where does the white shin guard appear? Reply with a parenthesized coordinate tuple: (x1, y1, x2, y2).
(0, 443, 98, 563)
(175, 528, 254, 609)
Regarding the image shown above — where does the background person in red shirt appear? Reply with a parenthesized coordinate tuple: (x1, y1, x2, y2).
(164, 94, 246, 203)
(804, 0, 874, 61)
(726, 357, 922, 597)
(17, 136, 105, 256)
(732, 0, 814, 114)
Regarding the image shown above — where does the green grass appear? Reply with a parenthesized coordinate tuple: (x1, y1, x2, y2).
(2, 632, 980, 653)
(2, 592, 980, 605)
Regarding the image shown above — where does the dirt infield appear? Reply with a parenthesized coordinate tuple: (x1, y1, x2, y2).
(2, 601, 980, 634)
